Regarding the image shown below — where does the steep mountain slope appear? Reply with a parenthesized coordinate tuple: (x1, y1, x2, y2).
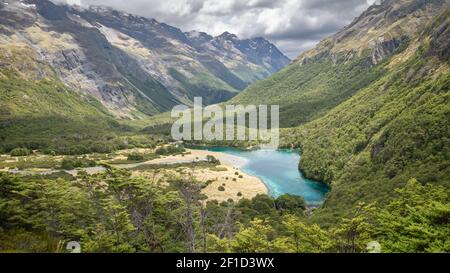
(231, 0, 447, 128)
(278, 2, 450, 222)
(0, 50, 126, 152)
(0, 0, 290, 120)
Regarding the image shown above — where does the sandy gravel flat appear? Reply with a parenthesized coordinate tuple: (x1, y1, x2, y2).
(115, 149, 249, 168)
(197, 165, 268, 202)
(1, 149, 268, 202)
(131, 149, 268, 202)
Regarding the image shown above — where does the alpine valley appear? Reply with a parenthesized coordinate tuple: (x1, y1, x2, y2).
(0, 0, 289, 151)
(0, 0, 449, 254)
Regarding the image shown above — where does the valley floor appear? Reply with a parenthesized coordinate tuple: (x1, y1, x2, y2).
(0, 149, 268, 203)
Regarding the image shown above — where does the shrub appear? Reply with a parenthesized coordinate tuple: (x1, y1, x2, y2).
(155, 145, 185, 156)
(155, 147, 168, 155)
(237, 192, 243, 197)
(61, 158, 97, 170)
(127, 154, 144, 161)
(218, 186, 225, 192)
(275, 194, 306, 212)
(10, 148, 30, 157)
(61, 159, 75, 170)
(206, 155, 221, 165)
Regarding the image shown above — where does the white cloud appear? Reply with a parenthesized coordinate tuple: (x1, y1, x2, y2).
(51, 0, 373, 58)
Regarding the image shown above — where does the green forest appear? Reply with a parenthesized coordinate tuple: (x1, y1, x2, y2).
(1, 169, 448, 253)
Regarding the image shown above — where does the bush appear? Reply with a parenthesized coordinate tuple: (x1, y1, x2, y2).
(155, 145, 185, 156)
(206, 155, 221, 165)
(237, 192, 243, 197)
(61, 159, 75, 170)
(275, 194, 306, 212)
(155, 147, 167, 155)
(127, 154, 144, 161)
(10, 148, 30, 157)
(218, 186, 225, 192)
(61, 158, 97, 170)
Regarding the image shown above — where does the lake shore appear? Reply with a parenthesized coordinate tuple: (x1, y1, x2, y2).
(133, 149, 269, 202)
(0, 149, 269, 202)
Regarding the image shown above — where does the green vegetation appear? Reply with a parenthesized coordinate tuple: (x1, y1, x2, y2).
(10, 148, 31, 157)
(127, 154, 145, 162)
(282, 30, 450, 223)
(168, 69, 237, 105)
(1, 170, 446, 253)
(0, 76, 168, 155)
(231, 52, 388, 128)
(0, 0, 448, 254)
(274, 194, 306, 212)
(154, 145, 186, 156)
(206, 155, 221, 165)
(60, 158, 97, 170)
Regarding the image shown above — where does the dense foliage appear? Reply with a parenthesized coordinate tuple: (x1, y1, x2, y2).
(0, 170, 447, 253)
(0, 77, 169, 155)
(281, 20, 450, 222)
(230, 52, 388, 128)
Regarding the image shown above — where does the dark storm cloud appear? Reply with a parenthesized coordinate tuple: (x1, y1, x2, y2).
(53, 0, 376, 58)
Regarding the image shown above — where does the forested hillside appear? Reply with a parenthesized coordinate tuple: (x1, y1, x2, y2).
(228, 0, 450, 223)
(232, 0, 447, 127)
(277, 3, 450, 222)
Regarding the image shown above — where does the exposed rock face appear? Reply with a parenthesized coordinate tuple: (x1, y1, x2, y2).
(297, 0, 449, 67)
(0, 0, 290, 119)
(426, 10, 450, 62)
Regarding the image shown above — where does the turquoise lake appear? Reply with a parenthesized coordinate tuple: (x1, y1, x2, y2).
(190, 147, 330, 205)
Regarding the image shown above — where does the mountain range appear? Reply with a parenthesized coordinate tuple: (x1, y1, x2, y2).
(0, 0, 289, 120)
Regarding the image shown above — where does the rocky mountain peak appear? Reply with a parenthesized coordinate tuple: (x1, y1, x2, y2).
(297, 0, 449, 66)
(216, 31, 239, 41)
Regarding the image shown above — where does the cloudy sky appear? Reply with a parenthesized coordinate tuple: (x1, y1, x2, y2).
(53, 0, 378, 58)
